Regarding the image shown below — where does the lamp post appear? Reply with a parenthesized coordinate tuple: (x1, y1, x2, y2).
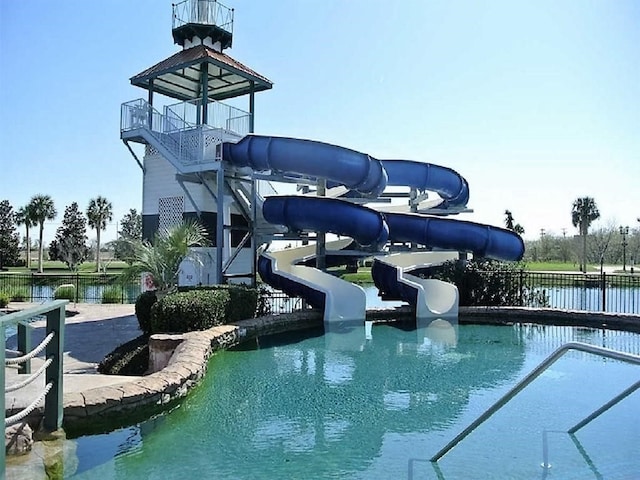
(619, 226, 629, 272)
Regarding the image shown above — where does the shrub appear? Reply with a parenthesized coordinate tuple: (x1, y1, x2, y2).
(424, 258, 523, 306)
(216, 284, 258, 322)
(0, 291, 9, 308)
(177, 284, 259, 321)
(150, 289, 229, 333)
(135, 291, 157, 335)
(256, 284, 272, 317)
(98, 335, 149, 375)
(54, 284, 76, 302)
(10, 287, 30, 302)
(102, 286, 123, 304)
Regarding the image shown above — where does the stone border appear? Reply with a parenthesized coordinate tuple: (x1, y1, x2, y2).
(59, 306, 639, 433)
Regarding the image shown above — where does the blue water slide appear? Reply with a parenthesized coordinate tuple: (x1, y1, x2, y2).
(263, 196, 389, 249)
(381, 160, 470, 207)
(385, 212, 524, 261)
(223, 135, 388, 197)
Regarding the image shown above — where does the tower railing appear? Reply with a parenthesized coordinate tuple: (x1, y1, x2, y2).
(165, 98, 250, 137)
(172, 0, 234, 34)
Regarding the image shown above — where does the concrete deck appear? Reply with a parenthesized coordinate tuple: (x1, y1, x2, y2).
(4, 303, 144, 413)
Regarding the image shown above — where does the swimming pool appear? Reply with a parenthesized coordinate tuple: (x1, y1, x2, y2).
(65, 320, 639, 479)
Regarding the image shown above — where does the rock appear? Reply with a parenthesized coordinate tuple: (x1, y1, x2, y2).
(5, 421, 34, 455)
(147, 334, 185, 374)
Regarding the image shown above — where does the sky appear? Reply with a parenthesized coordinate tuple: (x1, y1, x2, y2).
(1, 0, 638, 246)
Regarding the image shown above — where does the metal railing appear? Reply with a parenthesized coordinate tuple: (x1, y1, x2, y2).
(0, 273, 141, 304)
(430, 342, 640, 462)
(457, 270, 640, 314)
(121, 98, 249, 170)
(172, 0, 234, 34)
(2, 301, 67, 468)
(121, 99, 198, 167)
(165, 98, 250, 137)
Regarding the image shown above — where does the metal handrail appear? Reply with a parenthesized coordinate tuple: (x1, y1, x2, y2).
(430, 342, 640, 462)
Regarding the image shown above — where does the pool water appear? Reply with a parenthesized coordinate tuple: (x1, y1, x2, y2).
(69, 321, 639, 479)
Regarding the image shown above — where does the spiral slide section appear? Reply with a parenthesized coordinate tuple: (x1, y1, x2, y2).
(372, 213, 524, 315)
(223, 135, 388, 197)
(259, 196, 388, 322)
(372, 252, 461, 320)
(381, 159, 470, 207)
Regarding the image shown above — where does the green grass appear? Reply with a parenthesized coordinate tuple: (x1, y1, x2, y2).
(329, 267, 373, 284)
(4, 260, 128, 274)
(523, 262, 599, 272)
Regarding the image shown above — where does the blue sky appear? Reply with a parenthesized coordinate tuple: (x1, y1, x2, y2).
(1, 0, 638, 245)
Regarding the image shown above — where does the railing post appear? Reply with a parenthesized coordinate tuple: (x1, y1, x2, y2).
(43, 304, 65, 431)
(17, 323, 31, 375)
(601, 272, 606, 312)
(75, 273, 80, 303)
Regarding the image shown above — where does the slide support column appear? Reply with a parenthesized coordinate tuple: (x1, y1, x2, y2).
(316, 178, 326, 270)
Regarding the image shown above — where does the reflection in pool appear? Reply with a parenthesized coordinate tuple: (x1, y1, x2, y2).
(69, 321, 639, 479)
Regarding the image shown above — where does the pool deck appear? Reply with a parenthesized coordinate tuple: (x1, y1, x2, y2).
(4, 303, 145, 416)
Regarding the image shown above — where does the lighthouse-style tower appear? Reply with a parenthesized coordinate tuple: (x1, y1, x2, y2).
(121, 0, 272, 285)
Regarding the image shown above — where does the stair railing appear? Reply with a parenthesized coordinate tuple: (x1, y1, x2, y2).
(430, 342, 640, 463)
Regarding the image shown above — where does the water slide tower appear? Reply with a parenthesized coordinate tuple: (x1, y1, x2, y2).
(121, 0, 273, 285)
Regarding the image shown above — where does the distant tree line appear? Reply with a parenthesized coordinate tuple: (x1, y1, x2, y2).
(0, 196, 141, 272)
(507, 197, 640, 271)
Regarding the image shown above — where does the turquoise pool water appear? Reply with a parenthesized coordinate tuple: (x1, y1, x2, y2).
(69, 321, 639, 479)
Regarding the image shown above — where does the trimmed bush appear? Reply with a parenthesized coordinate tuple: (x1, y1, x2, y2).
(150, 289, 229, 333)
(214, 284, 258, 322)
(54, 284, 76, 302)
(102, 286, 123, 304)
(135, 291, 157, 335)
(0, 291, 9, 308)
(177, 284, 259, 322)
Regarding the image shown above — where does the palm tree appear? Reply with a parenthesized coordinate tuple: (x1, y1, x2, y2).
(15, 204, 36, 269)
(28, 195, 57, 273)
(86, 196, 113, 272)
(121, 220, 209, 297)
(504, 209, 525, 235)
(504, 210, 515, 230)
(571, 196, 600, 273)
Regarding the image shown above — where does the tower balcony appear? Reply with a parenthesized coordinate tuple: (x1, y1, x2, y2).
(172, 0, 234, 50)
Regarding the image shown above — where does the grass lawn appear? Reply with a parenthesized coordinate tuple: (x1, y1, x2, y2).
(3, 260, 128, 274)
(523, 262, 599, 272)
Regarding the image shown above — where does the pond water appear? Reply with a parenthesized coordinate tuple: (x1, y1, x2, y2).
(66, 321, 640, 479)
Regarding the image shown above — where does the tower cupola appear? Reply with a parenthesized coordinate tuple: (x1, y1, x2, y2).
(172, 0, 234, 52)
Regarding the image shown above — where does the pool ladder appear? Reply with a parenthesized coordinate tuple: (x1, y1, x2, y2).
(431, 342, 640, 463)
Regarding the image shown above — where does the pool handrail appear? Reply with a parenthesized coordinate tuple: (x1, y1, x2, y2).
(430, 341, 640, 463)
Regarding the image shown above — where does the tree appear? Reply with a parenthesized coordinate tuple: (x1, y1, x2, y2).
(114, 208, 142, 265)
(121, 220, 209, 297)
(504, 209, 525, 235)
(504, 210, 514, 230)
(49, 202, 89, 271)
(571, 196, 600, 272)
(87, 196, 113, 272)
(0, 200, 20, 269)
(28, 194, 57, 273)
(15, 204, 36, 269)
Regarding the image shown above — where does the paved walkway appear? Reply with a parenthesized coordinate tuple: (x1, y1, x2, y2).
(4, 303, 144, 412)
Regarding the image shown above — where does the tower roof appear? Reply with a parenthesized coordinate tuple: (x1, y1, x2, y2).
(130, 45, 272, 101)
